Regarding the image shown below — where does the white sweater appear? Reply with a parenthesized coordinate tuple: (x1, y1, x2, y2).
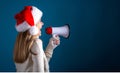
(15, 38, 54, 72)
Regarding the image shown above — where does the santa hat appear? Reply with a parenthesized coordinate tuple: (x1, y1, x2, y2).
(14, 6, 43, 35)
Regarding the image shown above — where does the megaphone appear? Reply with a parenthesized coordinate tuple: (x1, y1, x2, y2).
(45, 24, 70, 39)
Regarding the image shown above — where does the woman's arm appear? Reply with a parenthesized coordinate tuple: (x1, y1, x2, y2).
(31, 39, 44, 72)
(45, 36, 60, 62)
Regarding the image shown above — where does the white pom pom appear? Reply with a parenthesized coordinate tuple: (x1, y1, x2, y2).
(29, 26, 39, 35)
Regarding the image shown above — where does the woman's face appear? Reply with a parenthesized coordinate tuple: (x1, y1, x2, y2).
(36, 21, 44, 36)
(37, 21, 44, 30)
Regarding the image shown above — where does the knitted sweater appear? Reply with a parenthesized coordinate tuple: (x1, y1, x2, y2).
(15, 38, 54, 72)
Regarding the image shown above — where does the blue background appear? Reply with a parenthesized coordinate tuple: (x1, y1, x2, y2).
(0, 0, 120, 72)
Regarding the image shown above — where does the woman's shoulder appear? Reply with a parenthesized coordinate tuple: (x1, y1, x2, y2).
(31, 38, 43, 55)
(34, 38, 43, 44)
(32, 38, 43, 48)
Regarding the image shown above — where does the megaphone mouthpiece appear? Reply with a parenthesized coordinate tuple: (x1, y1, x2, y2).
(45, 27, 52, 35)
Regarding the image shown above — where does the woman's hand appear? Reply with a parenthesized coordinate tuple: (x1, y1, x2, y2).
(49, 35, 60, 49)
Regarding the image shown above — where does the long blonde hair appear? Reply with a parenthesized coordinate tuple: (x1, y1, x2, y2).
(13, 30, 35, 63)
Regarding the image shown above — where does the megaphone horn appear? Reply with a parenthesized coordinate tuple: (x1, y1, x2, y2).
(45, 24, 70, 39)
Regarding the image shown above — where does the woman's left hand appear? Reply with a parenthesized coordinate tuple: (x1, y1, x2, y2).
(48, 35, 60, 49)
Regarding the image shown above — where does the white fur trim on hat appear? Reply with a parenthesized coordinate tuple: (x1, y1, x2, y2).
(29, 26, 39, 35)
(32, 6, 43, 25)
(15, 21, 31, 32)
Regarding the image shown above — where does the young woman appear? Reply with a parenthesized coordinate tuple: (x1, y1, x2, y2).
(13, 6, 60, 72)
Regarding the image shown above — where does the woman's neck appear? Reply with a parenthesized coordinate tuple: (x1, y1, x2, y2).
(32, 35, 39, 40)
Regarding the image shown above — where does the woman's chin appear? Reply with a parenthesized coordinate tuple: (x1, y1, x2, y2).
(39, 33, 41, 36)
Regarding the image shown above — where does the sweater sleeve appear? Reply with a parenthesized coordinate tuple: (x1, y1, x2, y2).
(31, 39, 44, 72)
(44, 36, 60, 62)
(44, 43, 54, 62)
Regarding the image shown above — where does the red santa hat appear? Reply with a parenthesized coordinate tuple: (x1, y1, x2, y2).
(14, 6, 43, 35)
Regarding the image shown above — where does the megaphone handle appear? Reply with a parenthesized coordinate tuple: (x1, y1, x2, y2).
(52, 34, 57, 38)
(51, 34, 59, 47)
